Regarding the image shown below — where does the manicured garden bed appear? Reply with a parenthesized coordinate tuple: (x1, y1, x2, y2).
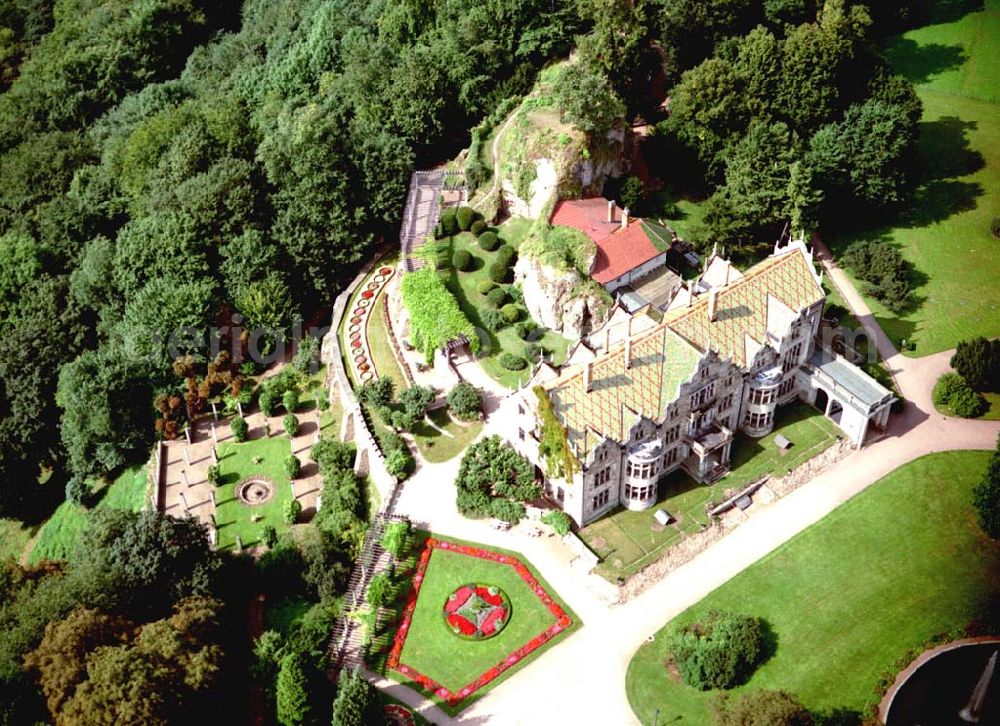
(625, 450, 1000, 723)
(383, 534, 580, 715)
(581, 401, 841, 581)
(433, 231, 570, 389)
(214, 436, 295, 550)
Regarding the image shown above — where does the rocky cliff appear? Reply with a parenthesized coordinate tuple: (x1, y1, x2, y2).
(514, 254, 610, 341)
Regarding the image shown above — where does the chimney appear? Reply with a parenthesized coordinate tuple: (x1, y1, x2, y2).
(708, 287, 720, 322)
(625, 335, 633, 369)
(621, 207, 630, 230)
(627, 314, 634, 338)
(607, 199, 615, 223)
(583, 361, 593, 392)
(686, 282, 694, 308)
(604, 325, 612, 352)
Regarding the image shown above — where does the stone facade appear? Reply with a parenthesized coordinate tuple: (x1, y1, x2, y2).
(508, 241, 888, 527)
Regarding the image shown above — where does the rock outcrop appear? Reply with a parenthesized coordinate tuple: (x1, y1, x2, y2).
(514, 254, 609, 340)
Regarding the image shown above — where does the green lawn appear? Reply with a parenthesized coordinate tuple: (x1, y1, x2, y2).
(626, 450, 1000, 723)
(828, 1, 1000, 355)
(214, 435, 295, 551)
(581, 401, 842, 581)
(28, 465, 149, 564)
(386, 533, 580, 715)
(412, 407, 483, 463)
(432, 231, 571, 389)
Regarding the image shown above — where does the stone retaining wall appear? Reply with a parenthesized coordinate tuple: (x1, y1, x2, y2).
(617, 437, 855, 602)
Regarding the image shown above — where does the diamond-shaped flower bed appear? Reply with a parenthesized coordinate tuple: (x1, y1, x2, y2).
(444, 584, 510, 639)
(386, 537, 577, 714)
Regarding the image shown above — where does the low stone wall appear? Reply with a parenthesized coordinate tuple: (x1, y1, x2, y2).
(617, 437, 855, 602)
(562, 532, 600, 571)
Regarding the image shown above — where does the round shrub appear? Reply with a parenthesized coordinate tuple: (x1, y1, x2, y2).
(666, 611, 768, 690)
(456, 206, 476, 231)
(992, 216, 1000, 239)
(496, 244, 516, 268)
(933, 373, 967, 407)
(949, 386, 987, 418)
(452, 248, 472, 271)
(282, 389, 299, 413)
(481, 308, 505, 332)
(476, 279, 495, 296)
(713, 690, 812, 726)
(541, 510, 571, 535)
(478, 231, 499, 251)
(285, 454, 301, 479)
(440, 208, 458, 236)
(499, 352, 527, 371)
(488, 261, 508, 283)
(385, 449, 409, 478)
(231, 416, 248, 442)
(283, 414, 299, 437)
(470, 219, 487, 236)
(500, 304, 520, 324)
(447, 382, 482, 420)
(486, 286, 507, 308)
(262, 526, 278, 549)
(525, 343, 544, 362)
(283, 498, 302, 524)
(433, 221, 444, 239)
(259, 391, 276, 417)
(515, 320, 538, 340)
(206, 464, 220, 486)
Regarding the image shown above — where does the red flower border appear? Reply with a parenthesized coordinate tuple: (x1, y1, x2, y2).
(386, 538, 573, 707)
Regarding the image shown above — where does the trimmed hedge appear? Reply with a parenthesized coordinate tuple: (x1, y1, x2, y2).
(496, 244, 516, 268)
(456, 206, 476, 231)
(499, 352, 526, 370)
(476, 279, 495, 295)
(486, 287, 507, 308)
(478, 231, 499, 251)
(440, 208, 458, 236)
(500, 304, 520, 323)
(401, 268, 479, 363)
(481, 308, 505, 332)
(453, 248, 472, 271)
(488, 261, 509, 283)
(515, 320, 538, 340)
(470, 219, 487, 236)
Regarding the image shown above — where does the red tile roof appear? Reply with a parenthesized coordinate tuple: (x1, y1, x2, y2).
(552, 198, 663, 284)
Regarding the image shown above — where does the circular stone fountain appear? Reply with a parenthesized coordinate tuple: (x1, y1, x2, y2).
(234, 476, 277, 506)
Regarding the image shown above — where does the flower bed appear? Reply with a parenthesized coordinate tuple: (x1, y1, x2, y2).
(343, 265, 395, 384)
(387, 538, 573, 708)
(444, 584, 510, 639)
(384, 704, 415, 726)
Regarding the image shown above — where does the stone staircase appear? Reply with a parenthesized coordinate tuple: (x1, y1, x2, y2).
(327, 499, 408, 675)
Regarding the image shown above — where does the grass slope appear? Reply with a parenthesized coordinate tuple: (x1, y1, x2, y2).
(28, 465, 149, 564)
(829, 1, 1000, 355)
(412, 408, 483, 463)
(626, 450, 1000, 723)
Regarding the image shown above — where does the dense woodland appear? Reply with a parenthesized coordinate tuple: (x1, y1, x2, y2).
(0, 0, 931, 723)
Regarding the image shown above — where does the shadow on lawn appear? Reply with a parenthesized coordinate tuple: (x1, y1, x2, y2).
(883, 38, 966, 85)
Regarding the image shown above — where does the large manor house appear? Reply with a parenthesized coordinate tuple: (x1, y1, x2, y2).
(508, 201, 895, 526)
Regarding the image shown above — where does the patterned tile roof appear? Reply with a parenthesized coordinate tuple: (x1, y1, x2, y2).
(666, 247, 823, 368)
(544, 325, 702, 453)
(539, 245, 823, 455)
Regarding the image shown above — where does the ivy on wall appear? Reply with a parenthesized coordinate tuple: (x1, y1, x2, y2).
(533, 385, 578, 480)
